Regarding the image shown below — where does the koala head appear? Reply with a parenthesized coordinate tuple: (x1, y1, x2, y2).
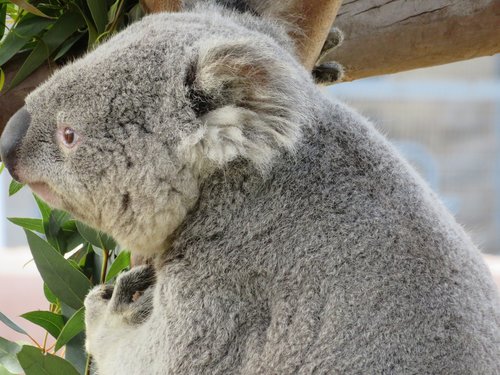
(0, 10, 314, 256)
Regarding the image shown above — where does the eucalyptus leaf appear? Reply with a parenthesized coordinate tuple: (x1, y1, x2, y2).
(76, 221, 116, 250)
(107, 0, 120, 25)
(106, 250, 130, 282)
(0, 312, 27, 335)
(59, 304, 86, 373)
(43, 284, 57, 305)
(45, 209, 71, 252)
(8, 180, 24, 196)
(7, 217, 44, 233)
(65, 232, 86, 255)
(62, 331, 86, 374)
(0, 68, 4, 92)
(24, 229, 92, 310)
(17, 345, 80, 375)
(0, 337, 22, 374)
(33, 194, 50, 222)
(87, 0, 108, 34)
(0, 364, 16, 375)
(71, 2, 97, 47)
(53, 32, 84, 61)
(0, 15, 53, 66)
(0, 5, 6, 41)
(20, 311, 64, 339)
(9, 0, 53, 19)
(127, 3, 144, 23)
(55, 307, 84, 351)
(9, 11, 85, 89)
(68, 245, 86, 263)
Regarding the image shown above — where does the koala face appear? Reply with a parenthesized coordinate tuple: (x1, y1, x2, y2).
(0, 11, 313, 256)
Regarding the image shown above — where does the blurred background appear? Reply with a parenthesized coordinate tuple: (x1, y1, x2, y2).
(1, 55, 500, 342)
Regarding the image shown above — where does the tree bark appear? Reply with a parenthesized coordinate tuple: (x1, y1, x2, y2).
(326, 0, 500, 81)
(288, 0, 343, 70)
(0, 54, 54, 132)
(1, 0, 499, 131)
(139, 0, 180, 13)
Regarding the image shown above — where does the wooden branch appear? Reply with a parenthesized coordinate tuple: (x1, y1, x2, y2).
(325, 0, 500, 82)
(288, 0, 343, 70)
(139, 0, 180, 13)
(0, 55, 55, 134)
(1, 0, 499, 133)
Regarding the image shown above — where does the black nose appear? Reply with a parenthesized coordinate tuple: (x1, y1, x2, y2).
(0, 107, 31, 182)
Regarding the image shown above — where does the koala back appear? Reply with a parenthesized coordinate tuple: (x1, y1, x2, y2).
(87, 95, 500, 374)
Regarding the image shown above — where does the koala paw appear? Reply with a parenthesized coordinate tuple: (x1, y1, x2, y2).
(313, 27, 345, 85)
(85, 265, 156, 328)
(313, 62, 345, 85)
(320, 27, 344, 58)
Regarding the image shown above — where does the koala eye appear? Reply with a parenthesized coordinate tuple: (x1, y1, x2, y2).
(58, 127, 80, 149)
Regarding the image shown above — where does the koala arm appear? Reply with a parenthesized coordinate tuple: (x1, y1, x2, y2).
(85, 266, 156, 374)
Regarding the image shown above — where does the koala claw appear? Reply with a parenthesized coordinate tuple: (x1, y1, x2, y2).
(85, 265, 156, 327)
(314, 27, 345, 85)
(320, 27, 344, 58)
(313, 62, 345, 85)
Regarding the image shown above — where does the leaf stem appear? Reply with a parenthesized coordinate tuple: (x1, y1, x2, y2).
(108, 0, 126, 34)
(100, 248, 109, 284)
(85, 353, 92, 375)
(26, 333, 43, 349)
(42, 330, 49, 352)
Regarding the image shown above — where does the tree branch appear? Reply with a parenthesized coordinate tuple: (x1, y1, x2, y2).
(326, 0, 500, 81)
(1, 0, 499, 132)
(0, 54, 55, 133)
(139, 0, 180, 13)
(288, 0, 343, 70)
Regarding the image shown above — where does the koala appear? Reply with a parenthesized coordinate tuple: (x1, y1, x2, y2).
(1, 1, 499, 374)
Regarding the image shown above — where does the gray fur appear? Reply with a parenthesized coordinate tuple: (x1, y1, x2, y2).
(4, 2, 500, 374)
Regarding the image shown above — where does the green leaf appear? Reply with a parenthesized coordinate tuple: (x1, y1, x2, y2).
(43, 284, 57, 305)
(71, 244, 90, 267)
(59, 305, 86, 373)
(0, 163, 4, 174)
(24, 229, 92, 310)
(0, 337, 22, 374)
(0, 364, 16, 375)
(9, 0, 53, 19)
(0, 5, 6, 41)
(107, 0, 120, 25)
(55, 307, 84, 351)
(53, 32, 84, 61)
(7, 217, 44, 233)
(62, 332, 86, 374)
(33, 194, 51, 222)
(105, 250, 130, 282)
(76, 221, 116, 250)
(71, 2, 97, 48)
(9, 11, 85, 89)
(127, 3, 144, 24)
(87, 0, 107, 34)
(8, 180, 24, 196)
(17, 345, 80, 375)
(0, 311, 27, 335)
(0, 15, 53, 66)
(20, 311, 64, 339)
(45, 209, 71, 252)
(64, 232, 86, 255)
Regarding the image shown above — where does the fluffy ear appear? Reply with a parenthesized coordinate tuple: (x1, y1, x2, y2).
(181, 40, 309, 172)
